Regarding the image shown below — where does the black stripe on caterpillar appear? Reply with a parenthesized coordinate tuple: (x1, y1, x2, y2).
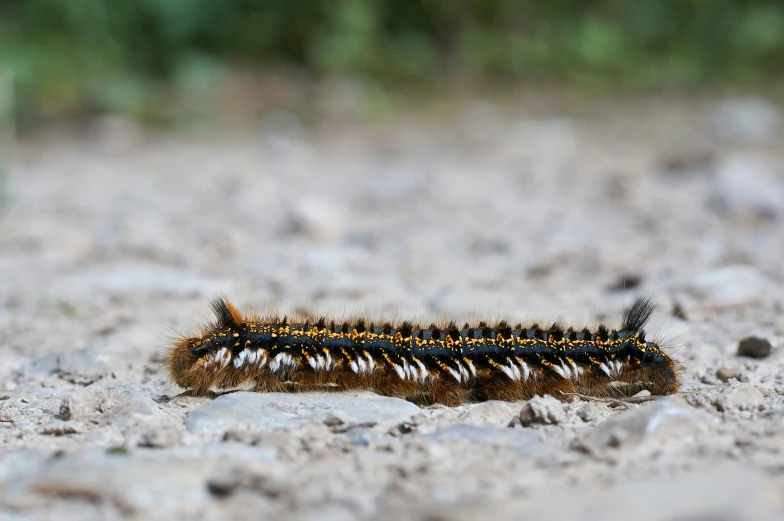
(166, 297, 680, 405)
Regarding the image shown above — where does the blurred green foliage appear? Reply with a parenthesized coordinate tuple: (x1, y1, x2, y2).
(3, 0, 784, 123)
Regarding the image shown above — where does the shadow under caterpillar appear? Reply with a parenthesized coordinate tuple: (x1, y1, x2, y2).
(166, 297, 680, 406)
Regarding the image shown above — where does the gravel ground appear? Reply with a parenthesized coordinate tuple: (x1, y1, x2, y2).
(1, 95, 784, 520)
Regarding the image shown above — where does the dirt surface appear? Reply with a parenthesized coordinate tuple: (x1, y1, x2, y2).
(1, 95, 784, 520)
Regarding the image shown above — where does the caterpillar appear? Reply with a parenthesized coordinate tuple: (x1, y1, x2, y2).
(166, 297, 680, 406)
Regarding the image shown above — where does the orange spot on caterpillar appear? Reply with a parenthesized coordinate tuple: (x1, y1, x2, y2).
(165, 296, 681, 406)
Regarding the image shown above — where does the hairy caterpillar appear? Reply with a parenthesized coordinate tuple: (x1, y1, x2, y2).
(166, 297, 680, 406)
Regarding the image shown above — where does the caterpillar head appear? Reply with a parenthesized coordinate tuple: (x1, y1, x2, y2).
(640, 343, 680, 395)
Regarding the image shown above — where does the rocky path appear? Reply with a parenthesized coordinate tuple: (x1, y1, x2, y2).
(1, 97, 783, 520)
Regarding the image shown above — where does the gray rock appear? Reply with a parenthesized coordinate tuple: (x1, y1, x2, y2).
(517, 395, 568, 427)
(3, 453, 216, 517)
(716, 383, 764, 412)
(737, 336, 773, 359)
(462, 400, 520, 426)
(137, 425, 183, 448)
(59, 386, 110, 421)
(57, 349, 112, 385)
(323, 409, 379, 434)
(323, 410, 355, 427)
(682, 390, 715, 410)
(379, 466, 782, 521)
(20, 353, 61, 376)
(0, 407, 14, 425)
(21, 398, 64, 424)
(187, 391, 421, 436)
(23, 348, 111, 385)
(206, 460, 286, 499)
(100, 385, 162, 426)
(576, 403, 598, 422)
(343, 427, 394, 448)
(716, 366, 738, 382)
(39, 421, 79, 436)
(573, 397, 711, 454)
(426, 425, 547, 458)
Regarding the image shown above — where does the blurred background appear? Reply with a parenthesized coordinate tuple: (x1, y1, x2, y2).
(2, 0, 784, 315)
(4, 0, 784, 128)
(2, 0, 783, 314)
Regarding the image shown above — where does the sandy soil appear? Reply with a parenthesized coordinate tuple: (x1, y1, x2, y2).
(1, 95, 783, 520)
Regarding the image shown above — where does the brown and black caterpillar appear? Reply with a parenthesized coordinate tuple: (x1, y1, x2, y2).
(166, 297, 680, 405)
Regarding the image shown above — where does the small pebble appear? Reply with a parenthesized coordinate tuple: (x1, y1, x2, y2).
(737, 337, 772, 359)
(716, 367, 736, 382)
(716, 383, 764, 412)
(607, 429, 626, 448)
(464, 400, 520, 425)
(59, 386, 110, 421)
(206, 464, 283, 499)
(572, 397, 709, 455)
(39, 422, 79, 436)
(577, 404, 598, 422)
(323, 411, 352, 427)
(671, 301, 688, 320)
(138, 426, 182, 448)
(606, 273, 643, 292)
(518, 395, 567, 427)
